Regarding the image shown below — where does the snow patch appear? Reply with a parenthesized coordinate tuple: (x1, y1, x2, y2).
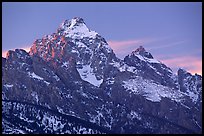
(44, 81, 50, 85)
(4, 84, 13, 88)
(57, 106, 66, 114)
(122, 77, 183, 102)
(135, 54, 160, 64)
(53, 75, 60, 81)
(77, 65, 103, 87)
(180, 103, 190, 109)
(28, 72, 44, 80)
(193, 118, 201, 129)
(63, 20, 98, 39)
(28, 72, 50, 85)
(31, 91, 39, 103)
(128, 110, 141, 120)
(71, 49, 78, 53)
(76, 41, 86, 48)
(110, 61, 137, 73)
(61, 61, 69, 68)
(106, 78, 115, 85)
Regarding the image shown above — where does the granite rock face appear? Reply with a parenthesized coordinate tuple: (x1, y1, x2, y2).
(124, 46, 177, 89)
(2, 17, 202, 134)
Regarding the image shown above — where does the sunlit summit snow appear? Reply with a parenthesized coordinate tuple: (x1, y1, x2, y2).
(60, 17, 98, 39)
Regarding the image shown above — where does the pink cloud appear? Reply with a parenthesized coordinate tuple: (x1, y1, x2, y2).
(2, 51, 7, 58)
(148, 40, 186, 51)
(107, 36, 174, 50)
(108, 39, 144, 52)
(107, 38, 153, 59)
(108, 40, 143, 47)
(107, 38, 185, 56)
(2, 46, 30, 58)
(160, 56, 202, 75)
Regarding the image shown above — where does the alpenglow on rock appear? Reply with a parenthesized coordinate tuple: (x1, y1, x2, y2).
(2, 17, 202, 134)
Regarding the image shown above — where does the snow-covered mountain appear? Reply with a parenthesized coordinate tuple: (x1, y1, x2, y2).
(2, 17, 202, 134)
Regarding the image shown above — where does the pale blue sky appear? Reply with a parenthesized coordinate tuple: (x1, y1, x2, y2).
(2, 2, 202, 74)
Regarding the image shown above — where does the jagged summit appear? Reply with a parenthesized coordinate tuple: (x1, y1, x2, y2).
(60, 17, 86, 29)
(29, 17, 115, 87)
(58, 17, 98, 39)
(72, 17, 85, 24)
(30, 17, 113, 59)
(127, 46, 159, 64)
(6, 49, 29, 60)
(131, 46, 153, 59)
(133, 45, 146, 53)
(124, 46, 176, 88)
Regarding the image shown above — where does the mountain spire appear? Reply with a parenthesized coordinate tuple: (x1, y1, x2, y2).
(132, 46, 153, 59)
(57, 17, 98, 39)
(60, 17, 85, 29)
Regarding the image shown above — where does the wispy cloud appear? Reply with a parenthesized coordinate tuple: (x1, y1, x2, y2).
(108, 37, 176, 50)
(108, 39, 144, 51)
(2, 46, 30, 58)
(108, 37, 185, 53)
(160, 56, 202, 75)
(108, 38, 154, 59)
(148, 40, 186, 50)
(2, 52, 7, 58)
(107, 37, 185, 58)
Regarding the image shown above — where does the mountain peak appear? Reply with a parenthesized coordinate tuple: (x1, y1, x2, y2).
(60, 17, 86, 30)
(131, 46, 153, 59)
(134, 45, 146, 53)
(6, 49, 30, 61)
(72, 17, 85, 24)
(58, 17, 98, 39)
